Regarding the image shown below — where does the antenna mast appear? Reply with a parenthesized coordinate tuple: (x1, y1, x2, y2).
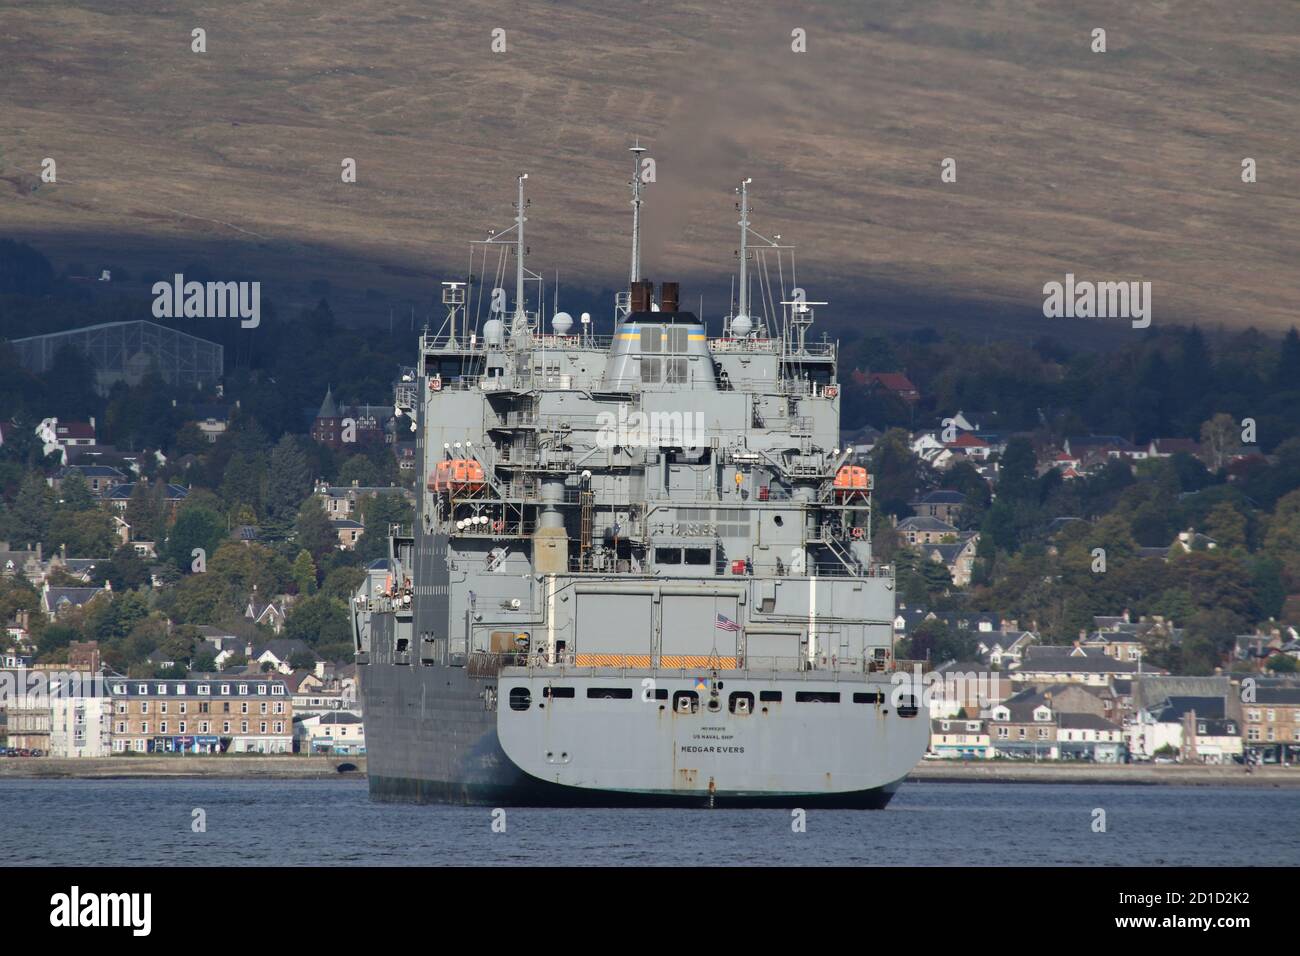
(629, 141, 646, 285)
(513, 173, 528, 334)
(736, 178, 752, 318)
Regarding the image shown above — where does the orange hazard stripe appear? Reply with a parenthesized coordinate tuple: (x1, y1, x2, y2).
(574, 654, 652, 667)
(659, 655, 739, 669)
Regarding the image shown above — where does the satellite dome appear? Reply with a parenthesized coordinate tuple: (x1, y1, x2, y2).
(731, 314, 753, 337)
(552, 311, 573, 335)
(483, 318, 505, 346)
(580, 311, 591, 324)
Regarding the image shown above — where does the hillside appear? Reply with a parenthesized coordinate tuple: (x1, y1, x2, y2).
(1, 0, 1297, 334)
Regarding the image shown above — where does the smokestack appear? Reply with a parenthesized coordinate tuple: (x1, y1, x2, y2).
(630, 280, 653, 312)
(660, 282, 679, 313)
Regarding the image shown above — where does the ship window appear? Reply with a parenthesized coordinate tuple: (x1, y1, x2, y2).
(683, 548, 711, 565)
(853, 692, 884, 704)
(652, 688, 668, 700)
(508, 688, 531, 711)
(640, 358, 661, 383)
(759, 690, 782, 703)
(587, 687, 633, 700)
(655, 547, 682, 564)
(795, 691, 840, 703)
(543, 686, 575, 699)
(897, 695, 920, 717)
(666, 358, 687, 384)
(728, 692, 755, 715)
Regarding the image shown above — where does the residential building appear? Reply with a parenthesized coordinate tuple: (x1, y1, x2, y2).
(245, 591, 288, 633)
(50, 692, 113, 758)
(107, 676, 293, 754)
(41, 582, 110, 620)
(909, 490, 968, 525)
(922, 533, 979, 587)
(988, 688, 1057, 759)
(928, 717, 993, 759)
(190, 404, 234, 443)
(295, 710, 365, 755)
(50, 464, 127, 496)
(102, 480, 189, 520)
(333, 519, 364, 549)
(865, 371, 920, 404)
(1009, 644, 1151, 686)
(310, 388, 394, 449)
(1056, 714, 1125, 762)
(896, 515, 959, 546)
(314, 480, 413, 520)
(1242, 684, 1300, 763)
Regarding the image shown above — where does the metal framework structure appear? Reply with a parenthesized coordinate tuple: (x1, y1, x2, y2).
(9, 320, 223, 394)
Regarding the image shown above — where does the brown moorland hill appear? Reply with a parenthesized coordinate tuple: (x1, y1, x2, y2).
(0, 0, 1296, 333)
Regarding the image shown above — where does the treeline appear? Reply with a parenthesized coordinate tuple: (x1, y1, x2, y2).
(841, 324, 1300, 454)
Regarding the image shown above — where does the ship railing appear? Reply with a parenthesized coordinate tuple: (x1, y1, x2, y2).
(506, 653, 918, 678)
(709, 337, 781, 353)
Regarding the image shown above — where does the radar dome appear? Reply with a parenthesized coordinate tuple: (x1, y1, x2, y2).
(552, 311, 573, 335)
(482, 318, 505, 346)
(731, 314, 753, 337)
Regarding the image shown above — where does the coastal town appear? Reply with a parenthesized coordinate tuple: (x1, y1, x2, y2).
(2, 310, 1299, 769)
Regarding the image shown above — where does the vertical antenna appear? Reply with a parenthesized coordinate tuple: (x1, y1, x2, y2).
(513, 173, 528, 334)
(736, 177, 752, 319)
(629, 140, 647, 286)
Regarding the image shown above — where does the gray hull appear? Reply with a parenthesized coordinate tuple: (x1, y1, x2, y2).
(362, 661, 906, 808)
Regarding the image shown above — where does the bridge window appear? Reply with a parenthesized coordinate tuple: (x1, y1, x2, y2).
(655, 547, 682, 564)
(795, 691, 840, 703)
(684, 548, 711, 565)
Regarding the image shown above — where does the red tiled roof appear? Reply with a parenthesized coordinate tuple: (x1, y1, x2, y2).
(867, 372, 917, 393)
(56, 422, 96, 440)
(948, 433, 989, 448)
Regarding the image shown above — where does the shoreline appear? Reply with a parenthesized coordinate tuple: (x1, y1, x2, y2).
(0, 755, 367, 780)
(2, 756, 1297, 787)
(907, 761, 1300, 787)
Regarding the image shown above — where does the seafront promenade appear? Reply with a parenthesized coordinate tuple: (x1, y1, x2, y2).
(3, 756, 1298, 787)
(0, 756, 365, 779)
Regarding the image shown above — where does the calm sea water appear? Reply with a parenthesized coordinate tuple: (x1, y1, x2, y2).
(2, 778, 1296, 866)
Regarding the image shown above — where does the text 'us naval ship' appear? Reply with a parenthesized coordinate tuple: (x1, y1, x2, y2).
(353, 152, 928, 807)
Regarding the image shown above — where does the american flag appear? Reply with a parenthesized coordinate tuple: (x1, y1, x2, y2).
(715, 613, 741, 633)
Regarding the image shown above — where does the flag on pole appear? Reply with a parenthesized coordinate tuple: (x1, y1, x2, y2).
(715, 613, 741, 632)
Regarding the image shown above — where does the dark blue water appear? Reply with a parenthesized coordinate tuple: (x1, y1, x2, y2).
(2, 778, 1296, 866)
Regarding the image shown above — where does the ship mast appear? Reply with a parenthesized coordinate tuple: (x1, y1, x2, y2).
(512, 172, 529, 336)
(736, 177, 752, 319)
(629, 142, 646, 285)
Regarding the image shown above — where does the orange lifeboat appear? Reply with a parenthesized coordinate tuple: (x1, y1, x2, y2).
(833, 465, 869, 496)
(429, 458, 485, 495)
